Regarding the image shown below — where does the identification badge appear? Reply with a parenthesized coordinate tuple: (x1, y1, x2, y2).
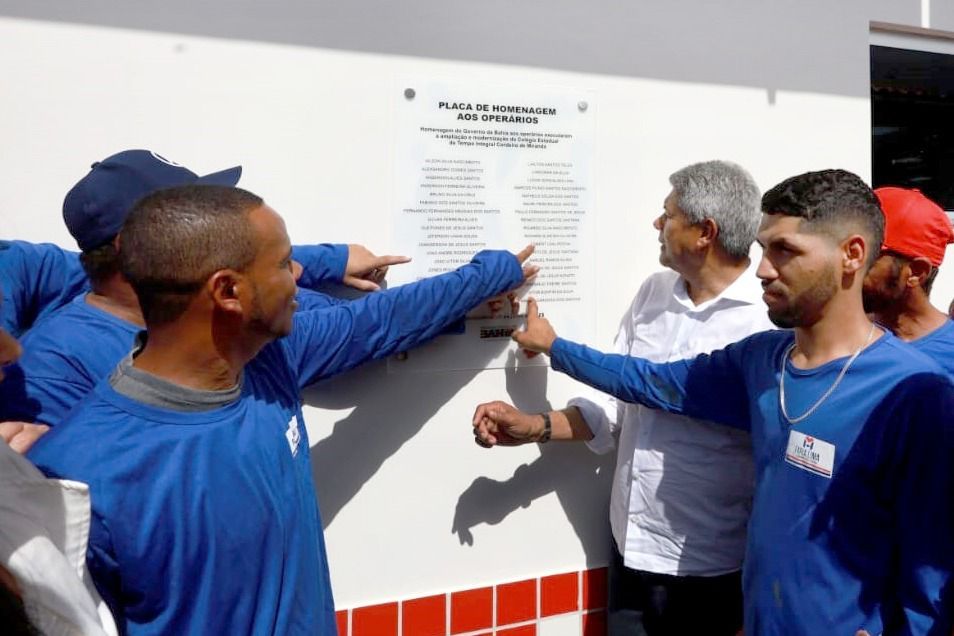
(285, 417, 301, 457)
(784, 430, 835, 478)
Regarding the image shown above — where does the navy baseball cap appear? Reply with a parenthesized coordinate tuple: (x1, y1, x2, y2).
(63, 149, 242, 251)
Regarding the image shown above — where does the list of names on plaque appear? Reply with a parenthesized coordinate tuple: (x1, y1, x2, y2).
(391, 80, 596, 371)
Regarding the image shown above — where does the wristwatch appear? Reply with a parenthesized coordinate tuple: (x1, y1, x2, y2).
(537, 412, 552, 444)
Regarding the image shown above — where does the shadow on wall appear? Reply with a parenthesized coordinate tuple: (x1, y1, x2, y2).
(304, 336, 507, 527)
(304, 347, 613, 567)
(451, 355, 614, 567)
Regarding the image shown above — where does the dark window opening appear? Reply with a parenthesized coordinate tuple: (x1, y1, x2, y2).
(871, 44, 954, 210)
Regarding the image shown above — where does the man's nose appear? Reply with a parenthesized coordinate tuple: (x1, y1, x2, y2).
(755, 255, 775, 281)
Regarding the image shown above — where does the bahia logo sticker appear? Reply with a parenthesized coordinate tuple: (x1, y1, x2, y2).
(785, 430, 834, 478)
(150, 151, 184, 168)
(479, 325, 516, 339)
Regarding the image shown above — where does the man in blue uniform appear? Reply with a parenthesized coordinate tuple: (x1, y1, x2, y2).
(863, 186, 954, 376)
(478, 170, 954, 635)
(0, 149, 409, 443)
(29, 185, 533, 634)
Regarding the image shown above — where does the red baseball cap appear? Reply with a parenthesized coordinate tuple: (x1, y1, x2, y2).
(875, 186, 954, 267)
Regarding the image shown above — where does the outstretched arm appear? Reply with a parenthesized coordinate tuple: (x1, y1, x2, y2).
(512, 297, 751, 430)
(0, 241, 87, 337)
(285, 246, 538, 388)
(292, 243, 411, 292)
(290, 244, 347, 289)
(294, 288, 349, 310)
(471, 401, 592, 447)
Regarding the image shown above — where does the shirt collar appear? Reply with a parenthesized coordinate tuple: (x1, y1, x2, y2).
(671, 261, 763, 311)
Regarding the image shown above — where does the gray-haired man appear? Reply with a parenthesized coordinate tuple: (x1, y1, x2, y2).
(473, 161, 774, 635)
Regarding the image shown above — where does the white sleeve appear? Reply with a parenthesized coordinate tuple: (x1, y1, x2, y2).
(569, 392, 618, 455)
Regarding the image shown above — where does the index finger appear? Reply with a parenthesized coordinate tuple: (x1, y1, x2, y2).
(371, 254, 412, 268)
(514, 244, 535, 264)
(525, 297, 539, 320)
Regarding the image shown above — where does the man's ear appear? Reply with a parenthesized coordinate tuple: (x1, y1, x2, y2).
(907, 257, 935, 290)
(208, 270, 244, 315)
(697, 218, 719, 249)
(842, 235, 867, 274)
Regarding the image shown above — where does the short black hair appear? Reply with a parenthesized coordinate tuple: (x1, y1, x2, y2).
(761, 169, 884, 268)
(79, 241, 121, 285)
(120, 185, 262, 326)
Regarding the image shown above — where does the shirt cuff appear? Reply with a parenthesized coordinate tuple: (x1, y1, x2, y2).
(567, 396, 616, 455)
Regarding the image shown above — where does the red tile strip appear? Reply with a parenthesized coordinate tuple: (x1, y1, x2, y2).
(341, 569, 607, 635)
(541, 572, 579, 617)
(450, 586, 493, 634)
(402, 593, 446, 636)
(335, 609, 348, 636)
(352, 602, 397, 636)
(496, 578, 537, 625)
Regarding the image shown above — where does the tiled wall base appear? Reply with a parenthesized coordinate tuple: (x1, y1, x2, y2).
(336, 567, 607, 636)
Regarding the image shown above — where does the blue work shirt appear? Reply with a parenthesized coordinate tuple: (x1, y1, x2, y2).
(550, 329, 954, 636)
(909, 319, 954, 379)
(0, 240, 87, 337)
(29, 250, 522, 635)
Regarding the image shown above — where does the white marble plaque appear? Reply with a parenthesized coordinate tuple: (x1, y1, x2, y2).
(390, 79, 596, 372)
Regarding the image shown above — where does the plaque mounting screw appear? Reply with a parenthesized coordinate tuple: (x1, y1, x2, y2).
(577, 101, 588, 112)
(404, 88, 416, 100)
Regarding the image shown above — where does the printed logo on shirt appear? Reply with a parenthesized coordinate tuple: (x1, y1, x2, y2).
(286, 417, 301, 457)
(784, 430, 834, 478)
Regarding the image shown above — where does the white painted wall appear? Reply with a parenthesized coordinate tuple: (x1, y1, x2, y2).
(0, 2, 948, 608)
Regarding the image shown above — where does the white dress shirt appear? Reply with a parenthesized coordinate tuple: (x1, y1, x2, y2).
(0, 441, 116, 636)
(571, 266, 776, 576)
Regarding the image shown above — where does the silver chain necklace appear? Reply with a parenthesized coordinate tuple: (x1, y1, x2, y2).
(778, 323, 876, 425)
